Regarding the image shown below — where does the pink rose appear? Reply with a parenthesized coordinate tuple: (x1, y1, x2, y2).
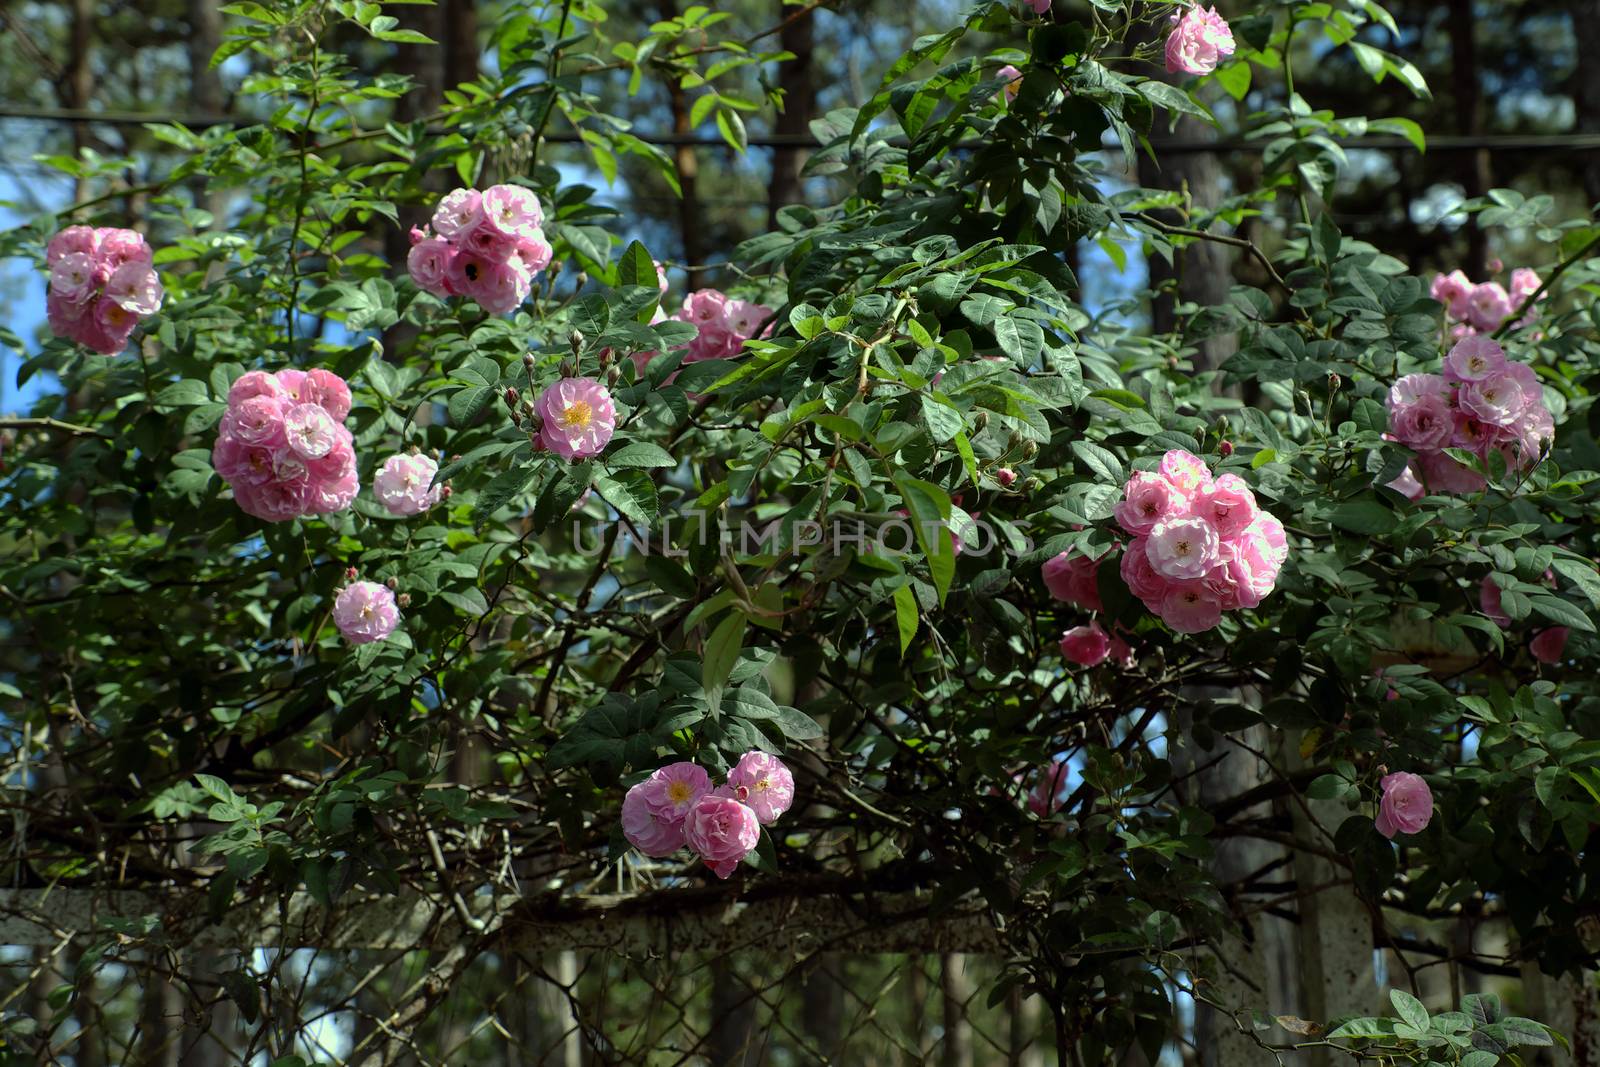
(1480, 575, 1510, 627)
(1165, 4, 1235, 76)
(1457, 372, 1526, 428)
(995, 467, 1017, 487)
(1374, 771, 1432, 839)
(1389, 392, 1453, 451)
(283, 402, 339, 460)
(469, 257, 533, 315)
(1195, 473, 1258, 539)
(228, 370, 285, 406)
(1417, 451, 1486, 495)
(304, 437, 359, 514)
(332, 581, 401, 645)
(1043, 550, 1104, 611)
(460, 223, 516, 262)
(1443, 336, 1508, 384)
(46, 225, 99, 266)
(481, 184, 544, 240)
(621, 780, 688, 857)
(1060, 621, 1112, 666)
(88, 297, 139, 354)
(1383, 465, 1425, 501)
(684, 794, 762, 879)
(536, 377, 617, 461)
(300, 368, 352, 421)
(1115, 470, 1188, 536)
(1430, 270, 1473, 321)
(1119, 537, 1169, 602)
(49, 253, 98, 305)
(514, 231, 554, 275)
(1027, 761, 1069, 818)
(1146, 516, 1219, 580)
(1531, 627, 1569, 664)
(407, 237, 455, 298)
(234, 478, 310, 523)
(373, 453, 443, 516)
(1158, 583, 1223, 633)
(104, 262, 164, 316)
(997, 64, 1024, 102)
(727, 751, 795, 825)
(642, 762, 714, 827)
(220, 395, 289, 449)
(96, 228, 152, 269)
(1158, 449, 1212, 495)
(1466, 281, 1511, 334)
(431, 188, 484, 240)
(1026, 0, 1050, 11)
(1107, 635, 1135, 667)
(724, 299, 772, 341)
(212, 435, 275, 487)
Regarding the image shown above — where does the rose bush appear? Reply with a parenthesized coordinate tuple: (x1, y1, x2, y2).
(4, 0, 1600, 1062)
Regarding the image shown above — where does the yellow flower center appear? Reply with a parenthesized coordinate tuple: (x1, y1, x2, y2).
(666, 780, 694, 805)
(561, 401, 593, 430)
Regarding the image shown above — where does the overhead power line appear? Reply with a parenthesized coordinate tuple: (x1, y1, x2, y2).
(2, 104, 1599, 154)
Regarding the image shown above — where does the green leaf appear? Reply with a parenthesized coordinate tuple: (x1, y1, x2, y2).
(1329, 499, 1398, 536)
(593, 469, 659, 527)
(155, 379, 212, 408)
(1529, 594, 1594, 633)
(921, 395, 964, 443)
(723, 688, 823, 741)
(473, 464, 536, 520)
(702, 611, 747, 696)
(616, 240, 657, 288)
(606, 442, 676, 469)
(894, 474, 956, 607)
(1390, 989, 1428, 1032)
(893, 583, 918, 657)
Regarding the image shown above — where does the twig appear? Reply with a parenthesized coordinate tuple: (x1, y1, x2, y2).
(0, 416, 109, 438)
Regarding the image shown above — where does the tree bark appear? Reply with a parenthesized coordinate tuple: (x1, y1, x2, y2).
(708, 963, 756, 1066)
(1575, 1, 1600, 208)
(65, 0, 95, 203)
(767, 1, 816, 229)
(1445, 0, 1491, 276)
(1135, 95, 1236, 371)
(801, 954, 846, 1063)
(940, 954, 974, 1067)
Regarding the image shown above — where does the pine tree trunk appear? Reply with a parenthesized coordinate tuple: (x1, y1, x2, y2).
(1576, 1, 1600, 207)
(1446, 0, 1491, 275)
(939, 954, 973, 1067)
(767, 1, 816, 229)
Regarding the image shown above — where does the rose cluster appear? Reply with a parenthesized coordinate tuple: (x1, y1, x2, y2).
(212, 369, 359, 523)
(1165, 3, 1235, 76)
(1384, 336, 1553, 497)
(621, 752, 795, 879)
(1431, 266, 1541, 337)
(631, 288, 774, 376)
(45, 226, 164, 355)
(1114, 450, 1287, 634)
(407, 185, 553, 314)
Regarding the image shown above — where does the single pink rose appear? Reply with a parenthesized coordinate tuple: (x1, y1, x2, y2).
(684, 795, 761, 879)
(1530, 627, 1569, 664)
(727, 751, 795, 825)
(373, 453, 443, 517)
(1195, 473, 1258, 539)
(1146, 516, 1219, 580)
(431, 188, 485, 240)
(1374, 771, 1432, 839)
(1431, 270, 1473, 321)
(407, 237, 455, 298)
(1115, 470, 1187, 536)
(622, 780, 689, 857)
(535, 377, 617, 461)
(1060, 621, 1112, 667)
(332, 581, 401, 644)
(1158, 583, 1223, 634)
(1165, 4, 1235, 76)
